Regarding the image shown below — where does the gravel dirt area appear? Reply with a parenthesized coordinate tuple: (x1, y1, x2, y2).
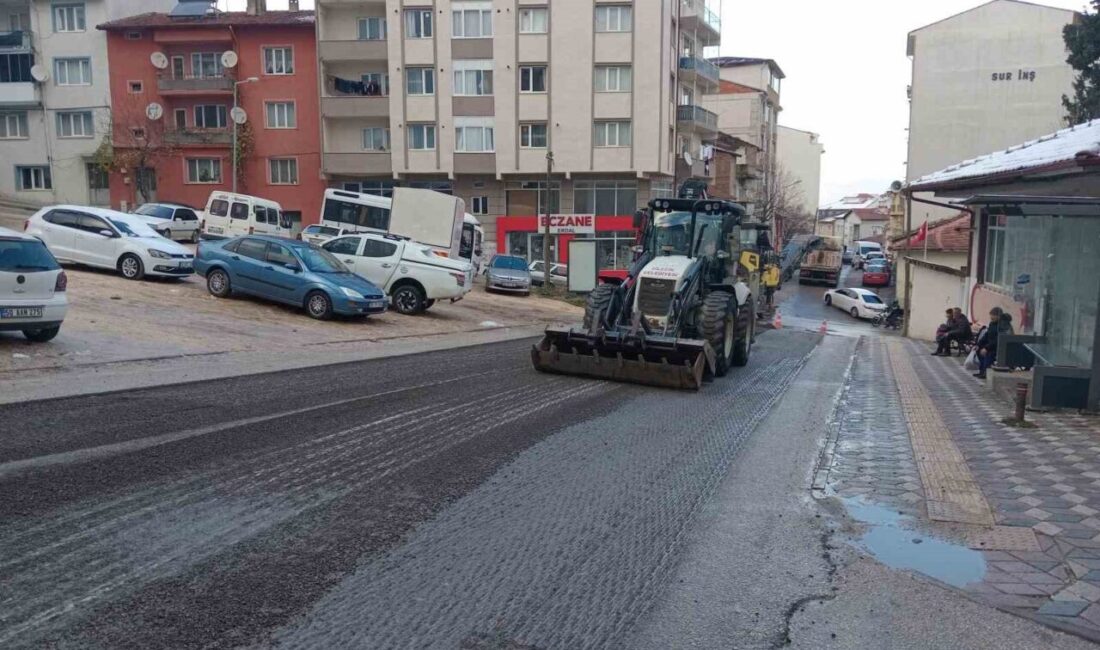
(0, 256, 581, 373)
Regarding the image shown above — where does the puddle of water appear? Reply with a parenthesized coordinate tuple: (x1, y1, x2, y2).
(842, 497, 986, 588)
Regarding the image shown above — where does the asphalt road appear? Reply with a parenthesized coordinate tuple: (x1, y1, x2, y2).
(776, 264, 897, 335)
(0, 331, 817, 649)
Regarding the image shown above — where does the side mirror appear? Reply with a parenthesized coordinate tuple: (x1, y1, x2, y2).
(98, 229, 115, 238)
(284, 263, 301, 272)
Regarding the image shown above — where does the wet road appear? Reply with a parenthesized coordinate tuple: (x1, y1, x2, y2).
(0, 332, 818, 649)
(776, 264, 896, 334)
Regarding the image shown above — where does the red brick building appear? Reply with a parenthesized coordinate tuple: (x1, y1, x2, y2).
(98, 8, 322, 231)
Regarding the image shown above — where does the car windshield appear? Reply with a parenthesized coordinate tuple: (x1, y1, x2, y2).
(135, 205, 173, 220)
(0, 238, 60, 271)
(109, 218, 161, 238)
(299, 246, 349, 273)
(492, 256, 527, 271)
(861, 294, 884, 304)
(652, 211, 723, 257)
(866, 263, 888, 271)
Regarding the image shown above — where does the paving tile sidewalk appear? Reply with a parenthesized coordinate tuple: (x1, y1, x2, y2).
(821, 334, 1100, 640)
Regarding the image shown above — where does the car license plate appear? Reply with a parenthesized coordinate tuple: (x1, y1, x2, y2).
(1, 307, 43, 319)
(209, 226, 224, 234)
(178, 264, 193, 272)
(369, 300, 385, 309)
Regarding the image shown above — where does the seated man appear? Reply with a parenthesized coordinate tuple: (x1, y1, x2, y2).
(932, 309, 955, 355)
(973, 308, 1009, 379)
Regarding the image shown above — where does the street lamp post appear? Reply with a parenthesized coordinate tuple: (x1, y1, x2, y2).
(542, 151, 554, 295)
(232, 76, 259, 194)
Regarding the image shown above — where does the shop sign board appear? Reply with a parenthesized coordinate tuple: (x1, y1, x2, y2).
(568, 239, 598, 293)
(538, 214, 596, 234)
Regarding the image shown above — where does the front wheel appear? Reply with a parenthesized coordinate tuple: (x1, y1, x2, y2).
(583, 283, 617, 330)
(207, 268, 232, 298)
(189, 230, 199, 243)
(305, 291, 334, 320)
(701, 291, 737, 377)
(118, 254, 144, 280)
(824, 294, 832, 305)
(850, 307, 860, 319)
(23, 326, 60, 342)
(391, 284, 426, 315)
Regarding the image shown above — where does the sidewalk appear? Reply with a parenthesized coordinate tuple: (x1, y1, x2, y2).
(819, 335, 1100, 642)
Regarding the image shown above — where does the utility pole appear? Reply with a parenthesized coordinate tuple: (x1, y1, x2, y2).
(542, 150, 554, 295)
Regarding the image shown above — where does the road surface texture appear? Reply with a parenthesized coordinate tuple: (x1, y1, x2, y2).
(0, 331, 814, 649)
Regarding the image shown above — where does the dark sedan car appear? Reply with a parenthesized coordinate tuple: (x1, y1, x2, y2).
(194, 235, 388, 319)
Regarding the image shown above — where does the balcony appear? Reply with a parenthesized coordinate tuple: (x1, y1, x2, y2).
(0, 81, 39, 108)
(677, 157, 714, 182)
(321, 95, 390, 118)
(164, 128, 232, 147)
(680, 0, 720, 46)
(322, 152, 392, 176)
(0, 30, 31, 52)
(319, 39, 387, 62)
(679, 55, 718, 91)
(157, 74, 235, 96)
(677, 104, 717, 135)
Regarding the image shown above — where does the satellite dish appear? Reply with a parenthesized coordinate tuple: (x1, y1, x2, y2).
(29, 65, 47, 82)
(683, 151, 694, 167)
(221, 51, 238, 69)
(150, 52, 168, 69)
(145, 102, 164, 121)
(230, 106, 247, 125)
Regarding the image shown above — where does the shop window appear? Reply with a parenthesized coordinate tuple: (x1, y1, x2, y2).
(574, 180, 637, 215)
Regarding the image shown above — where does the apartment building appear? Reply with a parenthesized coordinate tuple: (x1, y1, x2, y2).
(0, 0, 172, 205)
(776, 125, 822, 218)
(315, 0, 723, 263)
(99, 5, 324, 229)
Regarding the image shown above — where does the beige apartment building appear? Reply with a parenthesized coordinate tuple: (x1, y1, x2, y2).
(314, 0, 722, 257)
(776, 125, 822, 218)
(906, 0, 1079, 225)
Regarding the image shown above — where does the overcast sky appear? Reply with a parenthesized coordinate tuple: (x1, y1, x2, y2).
(719, 0, 1088, 204)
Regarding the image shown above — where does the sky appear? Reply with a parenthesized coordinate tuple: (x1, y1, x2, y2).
(718, 0, 1088, 204)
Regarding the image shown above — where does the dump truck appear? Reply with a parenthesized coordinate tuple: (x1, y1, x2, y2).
(798, 236, 843, 287)
(531, 189, 754, 390)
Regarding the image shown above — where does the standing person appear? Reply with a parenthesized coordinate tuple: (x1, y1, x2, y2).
(973, 307, 1006, 379)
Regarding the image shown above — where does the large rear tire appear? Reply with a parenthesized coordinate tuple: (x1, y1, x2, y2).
(583, 283, 616, 331)
(731, 299, 752, 367)
(701, 291, 736, 377)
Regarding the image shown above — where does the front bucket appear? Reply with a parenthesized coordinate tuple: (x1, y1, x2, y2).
(530, 327, 710, 390)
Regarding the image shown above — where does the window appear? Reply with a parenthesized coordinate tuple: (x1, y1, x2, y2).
(236, 238, 268, 260)
(230, 202, 249, 220)
(0, 53, 33, 82)
(406, 67, 435, 95)
(594, 65, 631, 92)
(128, 80, 143, 93)
(125, 31, 142, 40)
(405, 9, 432, 38)
(362, 127, 389, 151)
(269, 158, 298, 185)
(266, 243, 296, 266)
(56, 111, 93, 138)
(984, 214, 1007, 286)
(361, 72, 389, 95)
(574, 180, 637, 214)
(520, 123, 547, 148)
(0, 112, 28, 139)
(363, 239, 398, 258)
(407, 124, 436, 150)
(471, 196, 488, 215)
(175, 209, 199, 222)
(325, 237, 361, 256)
(171, 56, 185, 79)
(453, 69, 492, 96)
(209, 199, 228, 217)
(455, 125, 494, 153)
(357, 16, 386, 40)
(265, 101, 296, 128)
(594, 121, 631, 147)
(194, 105, 227, 129)
(519, 7, 548, 33)
(452, 6, 491, 38)
(186, 158, 222, 184)
(595, 5, 632, 32)
(650, 179, 674, 200)
(263, 47, 293, 75)
(191, 52, 223, 78)
(54, 58, 91, 85)
(520, 65, 546, 93)
(323, 198, 391, 230)
(130, 127, 145, 139)
(53, 4, 85, 32)
(173, 108, 187, 129)
(16, 166, 51, 191)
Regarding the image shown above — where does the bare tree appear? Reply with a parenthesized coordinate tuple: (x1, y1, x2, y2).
(754, 165, 813, 243)
(93, 94, 178, 206)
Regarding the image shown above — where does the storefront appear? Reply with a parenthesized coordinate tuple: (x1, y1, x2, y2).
(495, 214, 639, 278)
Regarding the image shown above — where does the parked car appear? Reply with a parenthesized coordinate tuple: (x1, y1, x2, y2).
(133, 202, 202, 242)
(529, 261, 568, 287)
(861, 261, 891, 287)
(200, 191, 288, 240)
(299, 224, 346, 246)
(852, 241, 884, 269)
(194, 235, 387, 320)
(25, 206, 195, 280)
(862, 251, 887, 268)
(824, 287, 888, 320)
(322, 232, 473, 315)
(485, 255, 532, 295)
(0, 227, 67, 342)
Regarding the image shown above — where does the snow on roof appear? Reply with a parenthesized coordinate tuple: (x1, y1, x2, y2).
(908, 119, 1100, 190)
(820, 194, 878, 211)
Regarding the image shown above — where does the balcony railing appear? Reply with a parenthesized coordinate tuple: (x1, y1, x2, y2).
(677, 104, 718, 132)
(164, 128, 232, 146)
(0, 80, 38, 107)
(0, 30, 31, 51)
(681, 0, 721, 32)
(679, 55, 719, 84)
(157, 74, 235, 94)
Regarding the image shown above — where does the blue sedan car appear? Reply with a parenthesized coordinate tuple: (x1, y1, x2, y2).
(194, 235, 388, 319)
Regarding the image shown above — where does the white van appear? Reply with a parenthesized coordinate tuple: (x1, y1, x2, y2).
(853, 240, 883, 269)
(200, 191, 287, 240)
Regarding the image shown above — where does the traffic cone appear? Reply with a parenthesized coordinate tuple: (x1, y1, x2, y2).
(820, 320, 828, 334)
(773, 311, 783, 329)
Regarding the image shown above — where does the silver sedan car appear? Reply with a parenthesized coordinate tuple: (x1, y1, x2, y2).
(485, 255, 532, 295)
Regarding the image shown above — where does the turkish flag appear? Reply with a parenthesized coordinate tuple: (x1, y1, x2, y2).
(912, 221, 929, 245)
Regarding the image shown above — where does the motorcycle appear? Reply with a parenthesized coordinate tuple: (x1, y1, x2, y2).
(872, 300, 903, 329)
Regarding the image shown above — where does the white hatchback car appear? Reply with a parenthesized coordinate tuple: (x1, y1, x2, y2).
(0, 226, 68, 342)
(26, 205, 195, 280)
(133, 202, 202, 243)
(824, 287, 888, 320)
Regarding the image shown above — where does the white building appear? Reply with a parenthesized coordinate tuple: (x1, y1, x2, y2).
(776, 125, 822, 218)
(0, 0, 171, 205)
(905, 0, 1080, 225)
